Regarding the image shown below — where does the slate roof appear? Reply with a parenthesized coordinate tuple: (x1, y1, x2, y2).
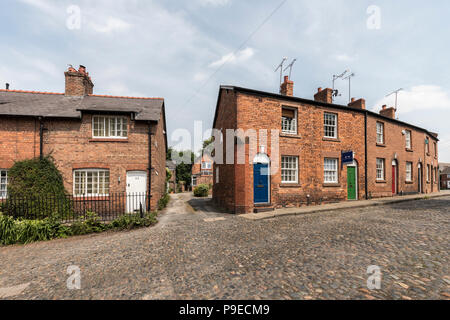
(0, 90, 164, 122)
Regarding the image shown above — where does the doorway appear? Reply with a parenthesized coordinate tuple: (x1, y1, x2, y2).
(392, 160, 398, 195)
(418, 163, 423, 194)
(253, 153, 270, 205)
(347, 162, 358, 200)
(126, 171, 147, 213)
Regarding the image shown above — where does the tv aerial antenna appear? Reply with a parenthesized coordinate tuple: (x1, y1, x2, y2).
(386, 88, 403, 110)
(332, 69, 349, 101)
(275, 57, 288, 86)
(283, 58, 297, 80)
(342, 72, 355, 103)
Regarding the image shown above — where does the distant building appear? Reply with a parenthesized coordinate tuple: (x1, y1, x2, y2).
(440, 164, 450, 190)
(166, 160, 177, 193)
(191, 153, 213, 189)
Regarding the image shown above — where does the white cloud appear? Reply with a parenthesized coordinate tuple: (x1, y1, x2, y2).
(89, 17, 131, 34)
(198, 0, 231, 7)
(209, 47, 255, 68)
(332, 53, 357, 62)
(372, 85, 450, 114)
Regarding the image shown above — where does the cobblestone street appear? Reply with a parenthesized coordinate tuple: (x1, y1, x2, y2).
(0, 194, 449, 300)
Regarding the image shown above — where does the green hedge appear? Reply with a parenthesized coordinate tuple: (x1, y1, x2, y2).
(0, 212, 157, 246)
(193, 184, 210, 197)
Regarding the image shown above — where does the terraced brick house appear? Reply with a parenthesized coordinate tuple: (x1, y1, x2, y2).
(212, 76, 439, 214)
(191, 153, 214, 189)
(0, 65, 167, 212)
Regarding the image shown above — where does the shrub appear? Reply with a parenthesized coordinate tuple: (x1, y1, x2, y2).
(193, 184, 210, 197)
(0, 211, 158, 246)
(158, 193, 170, 210)
(4, 156, 71, 219)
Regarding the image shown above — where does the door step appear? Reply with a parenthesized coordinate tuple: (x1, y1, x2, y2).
(254, 207, 275, 213)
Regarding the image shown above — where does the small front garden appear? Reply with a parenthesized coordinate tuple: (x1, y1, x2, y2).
(0, 157, 170, 246)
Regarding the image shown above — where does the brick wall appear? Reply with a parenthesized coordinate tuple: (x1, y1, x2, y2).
(0, 117, 40, 169)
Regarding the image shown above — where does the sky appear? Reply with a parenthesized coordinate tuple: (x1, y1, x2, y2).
(1, 0, 450, 161)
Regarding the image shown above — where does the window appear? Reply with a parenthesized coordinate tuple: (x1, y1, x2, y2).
(405, 130, 411, 149)
(406, 162, 413, 182)
(74, 169, 110, 196)
(425, 137, 430, 154)
(0, 170, 8, 198)
(376, 122, 384, 144)
(192, 176, 197, 187)
(281, 108, 297, 134)
(201, 170, 213, 176)
(434, 142, 437, 157)
(324, 113, 337, 138)
(281, 156, 299, 183)
(376, 159, 385, 181)
(426, 165, 430, 182)
(324, 158, 338, 183)
(201, 162, 212, 170)
(92, 116, 128, 138)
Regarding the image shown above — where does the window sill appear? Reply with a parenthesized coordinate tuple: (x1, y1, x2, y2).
(89, 139, 129, 143)
(280, 133, 301, 139)
(73, 196, 110, 201)
(280, 183, 301, 188)
(376, 180, 386, 184)
(323, 183, 341, 187)
(405, 181, 413, 184)
(322, 137, 340, 142)
(406, 148, 413, 152)
(376, 143, 386, 148)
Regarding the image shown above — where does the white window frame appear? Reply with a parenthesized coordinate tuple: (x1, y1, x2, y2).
(426, 137, 430, 154)
(201, 162, 212, 170)
(281, 108, 297, 135)
(406, 162, 413, 182)
(426, 165, 430, 182)
(405, 130, 411, 149)
(92, 115, 128, 139)
(376, 122, 384, 144)
(73, 169, 110, 197)
(376, 158, 385, 181)
(324, 113, 337, 139)
(281, 156, 299, 184)
(324, 158, 338, 183)
(192, 176, 197, 187)
(0, 169, 8, 199)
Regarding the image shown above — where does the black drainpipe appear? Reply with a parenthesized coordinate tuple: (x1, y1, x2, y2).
(39, 117, 44, 160)
(364, 111, 368, 200)
(148, 121, 153, 212)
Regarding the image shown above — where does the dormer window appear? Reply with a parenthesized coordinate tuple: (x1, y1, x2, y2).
(281, 107, 297, 134)
(92, 116, 128, 139)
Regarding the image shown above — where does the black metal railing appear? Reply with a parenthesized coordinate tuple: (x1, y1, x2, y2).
(0, 192, 150, 222)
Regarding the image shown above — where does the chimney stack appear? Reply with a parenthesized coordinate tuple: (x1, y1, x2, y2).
(280, 75, 294, 96)
(65, 65, 94, 96)
(314, 87, 333, 104)
(348, 97, 366, 110)
(380, 105, 396, 119)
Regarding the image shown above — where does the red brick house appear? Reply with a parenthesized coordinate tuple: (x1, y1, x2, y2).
(212, 76, 439, 214)
(0, 65, 167, 212)
(440, 165, 450, 190)
(191, 153, 214, 188)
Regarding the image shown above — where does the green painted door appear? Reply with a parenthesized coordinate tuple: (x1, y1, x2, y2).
(347, 167, 357, 200)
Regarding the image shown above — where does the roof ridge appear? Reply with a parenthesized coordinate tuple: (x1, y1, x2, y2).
(88, 94, 164, 100)
(0, 89, 63, 95)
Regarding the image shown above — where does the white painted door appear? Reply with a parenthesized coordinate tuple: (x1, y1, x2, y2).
(126, 171, 147, 213)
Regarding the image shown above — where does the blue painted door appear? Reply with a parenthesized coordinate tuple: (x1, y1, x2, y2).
(254, 163, 269, 204)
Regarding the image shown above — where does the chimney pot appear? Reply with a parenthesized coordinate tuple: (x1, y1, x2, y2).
(382, 105, 387, 110)
(314, 87, 333, 104)
(65, 64, 94, 96)
(318, 87, 322, 93)
(351, 97, 355, 102)
(280, 76, 294, 96)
